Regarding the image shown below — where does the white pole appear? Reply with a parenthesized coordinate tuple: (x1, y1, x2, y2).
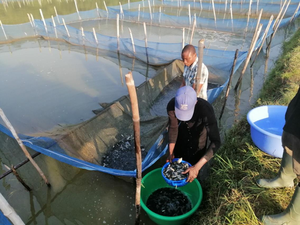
(51, 15, 58, 38)
(74, 0, 81, 20)
(290, 2, 300, 22)
(138, 4, 141, 21)
(128, 28, 135, 54)
(103, 1, 108, 17)
(182, 28, 185, 49)
(143, 22, 148, 63)
(119, 2, 124, 19)
(39, 9, 48, 34)
(27, 13, 33, 27)
(0, 193, 25, 225)
(148, 0, 152, 21)
(212, 0, 216, 24)
(189, 17, 196, 44)
(81, 27, 85, 45)
(62, 18, 70, 37)
(93, 27, 98, 44)
(128, 0, 130, 9)
(96, 2, 100, 17)
(0, 20, 8, 40)
(117, 14, 120, 51)
(256, 0, 259, 14)
(188, 4, 191, 25)
(159, 6, 161, 24)
(30, 14, 35, 27)
(54, 6, 61, 24)
(200, 0, 202, 10)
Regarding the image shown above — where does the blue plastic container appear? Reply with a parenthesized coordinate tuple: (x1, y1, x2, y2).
(247, 105, 287, 158)
(162, 158, 192, 187)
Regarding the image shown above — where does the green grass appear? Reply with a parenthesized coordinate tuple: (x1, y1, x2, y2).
(189, 28, 300, 224)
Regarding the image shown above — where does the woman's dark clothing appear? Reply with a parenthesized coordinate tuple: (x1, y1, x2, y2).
(167, 97, 221, 165)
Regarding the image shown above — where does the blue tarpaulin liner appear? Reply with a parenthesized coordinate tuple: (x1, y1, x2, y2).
(0, 0, 299, 177)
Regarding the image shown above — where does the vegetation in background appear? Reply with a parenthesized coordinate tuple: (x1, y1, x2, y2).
(189, 28, 300, 224)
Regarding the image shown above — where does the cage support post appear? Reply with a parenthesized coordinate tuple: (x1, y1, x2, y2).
(143, 22, 149, 64)
(196, 39, 205, 96)
(117, 14, 120, 51)
(51, 15, 58, 38)
(39, 9, 48, 34)
(234, 24, 262, 90)
(250, 15, 273, 67)
(290, 2, 300, 22)
(62, 18, 70, 37)
(0, 193, 25, 225)
(103, 1, 108, 18)
(148, 0, 152, 21)
(182, 28, 185, 49)
(189, 18, 196, 44)
(212, 0, 216, 24)
(0, 108, 50, 187)
(0, 20, 8, 40)
(188, 4, 191, 25)
(125, 72, 142, 225)
(128, 28, 135, 54)
(219, 49, 239, 120)
(74, 0, 81, 20)
(54, 6, 61, 24)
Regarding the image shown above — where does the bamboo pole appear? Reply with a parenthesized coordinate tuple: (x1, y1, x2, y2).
(189, 18, 196, 44)
(119, 2, 124, 19)
(30, 14, 35, 27)
(290, 2, 300, 22)
(143, 22, 149, 64)
(148, 0, 152, 21)
(212, 0, 216, 23)
(159, 6, 162, 24)
(103, 1, 108, 17)
(182, 28, 185, 49)
(12, 166, 31, 191)
(272, 0, 287, 30)
(81, 27, 85, 45)
(27, 13, 33, 27)
(0, 20, 8, 40)
(256, 0, 259, 14)
(74, 0, 81, 20)
(245, 0, 252, 33)
(54, 6, 60, 24)
(128, 28, 135, 54)
(128, 0, 130, 9)
(138, 4, 140, 21)
(125, 72, 142, 225)
(51, 15, 58, 38)
(95, 2, 100, 17)
(188, 4, 191, 25)
(0, 193, 25, 225)
(234, 24, 263, 90)
(250, 15, 273, 67)
(196, 39, 205, 96)
(93, 27, 98, 45)
(117, 14, 120, 51)
(0, 108, 50, 186)
(39, 9, 48, 34)
(219, 49, 239, 120)
(61, 18, 70, 38)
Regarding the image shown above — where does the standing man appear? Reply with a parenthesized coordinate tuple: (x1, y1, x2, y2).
(257, 86, 300, 224)
(167, 86, 221, 183)
(181, 44, 209, 100)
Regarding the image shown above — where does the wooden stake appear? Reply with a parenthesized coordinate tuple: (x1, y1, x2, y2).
(138, 4, 140, 21)
(11, 166, 31, 191)
(54, 6, 61, 24)
(245, 0, 253, 33)
(128, 28, 135, 54)
(125, 72, 142, 225)
(212, 0, 216, 23)
(189, 18, 196, 44)
(0, 108, 50, 187)
(0, 193, 25, 224)
(182, 28, 185, 49)
(219, 49, 239, 120)
(27, 13, 33, 27)
(62, 18, 70, 37)
(0, 20, 8, 40)
(39, 8, 48, 34)
(51, 15, 58, 38)
(159, 6, 162, 24)
(273, 0, 287, 30)
(188, 4, 191, 25)
(74, 0, 81, 20)
(250, 15, 273, 67)
(196, 39, 205, 96)
(119, 2, 124, 19)
(117, 14, 120, 51)
(234, 24, 263, 90)
(143, 22, 149, 64)
(128, 0, 130, 9)
(93, 27, 98, 45)
(256, 0, 260, 14)
(148, 0, 152, 21)
(95, 3, 100, 17)
(290, 2, 300, 22)
(103, 1, 108, 17)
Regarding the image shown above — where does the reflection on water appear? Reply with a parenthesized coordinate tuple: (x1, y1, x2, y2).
(0, 39, 158, 135)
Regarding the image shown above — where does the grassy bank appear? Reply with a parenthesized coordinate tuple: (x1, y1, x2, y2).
(190, 28, 300, 224)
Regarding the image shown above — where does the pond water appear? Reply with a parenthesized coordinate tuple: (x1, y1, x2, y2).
(0, 1, 299, 225)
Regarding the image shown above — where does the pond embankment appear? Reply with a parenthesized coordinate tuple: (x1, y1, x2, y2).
(188, 28, 300, 224)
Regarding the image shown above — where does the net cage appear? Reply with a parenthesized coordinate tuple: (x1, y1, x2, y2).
(0, 0, 299, 177)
